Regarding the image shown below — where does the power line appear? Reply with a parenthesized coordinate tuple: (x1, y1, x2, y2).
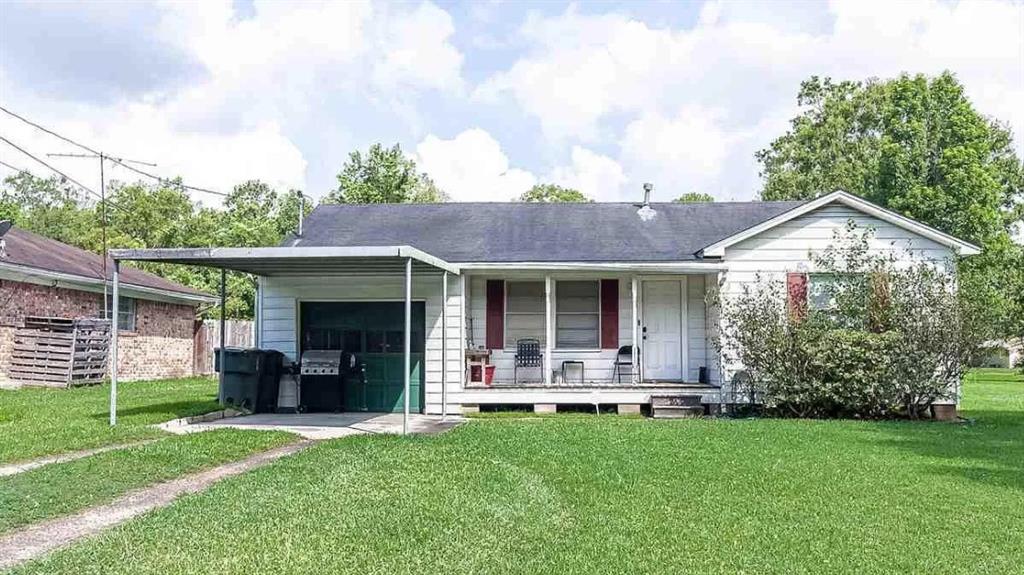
(0, 158, 30, 174)
(0, 104, 229, 197)
(0, 135, 130, 214)
(0, 104, 101, 155)
(107, 155, 228, 197)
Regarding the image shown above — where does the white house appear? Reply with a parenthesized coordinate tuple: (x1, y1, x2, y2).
(110, 191, 980, 422)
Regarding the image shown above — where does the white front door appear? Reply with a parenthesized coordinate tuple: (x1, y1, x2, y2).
(642, 280, 684, 381)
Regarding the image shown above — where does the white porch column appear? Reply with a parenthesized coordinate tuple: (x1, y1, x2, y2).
(631, 276, 639, 384)
(544, 275, 553, 385)
(109, 260, 120, 426)
(441, 270, 448, 421)
(460, 273, 467, 387)
(403, 257, 412, 435)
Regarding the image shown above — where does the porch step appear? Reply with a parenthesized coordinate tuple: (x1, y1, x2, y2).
(651, 405, 706, 419)
(650, 394, 703, 408)
(650, 394, 705, 419)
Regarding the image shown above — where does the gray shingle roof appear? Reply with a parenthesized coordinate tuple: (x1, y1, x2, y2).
(288, 201, 805, 262)
(2, 227, 210, 298)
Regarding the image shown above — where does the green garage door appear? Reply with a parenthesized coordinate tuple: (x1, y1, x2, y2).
(300, 301, 424, 413)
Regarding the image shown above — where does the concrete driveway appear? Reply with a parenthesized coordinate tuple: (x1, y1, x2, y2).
(159, 412, 463, 439)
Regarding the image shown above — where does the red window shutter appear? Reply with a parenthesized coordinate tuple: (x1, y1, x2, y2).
(485, 280, 504, 349)
(600, 279, 619, 349)
(787, 272, 808, 321)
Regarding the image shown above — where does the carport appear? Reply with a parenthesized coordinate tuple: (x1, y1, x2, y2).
(107, 246, 461, 435)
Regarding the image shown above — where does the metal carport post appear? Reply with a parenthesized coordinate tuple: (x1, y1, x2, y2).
(109, 261, 119, 426)
(403, 257, 412, 435)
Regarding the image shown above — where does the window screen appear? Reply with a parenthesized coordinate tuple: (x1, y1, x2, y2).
(555, 281, 599, 348)
(505, 281, 545, 347)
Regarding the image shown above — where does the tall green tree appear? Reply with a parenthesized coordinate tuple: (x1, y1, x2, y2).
(673, 192, 715, 203)
(102, 179, 199, 250)
(519, 184, 591, 202)
(758, 72, 1024, 339)
(324, 143, 446, 204)
(0, 172, 95, 246)
(0, 173, 317, 320)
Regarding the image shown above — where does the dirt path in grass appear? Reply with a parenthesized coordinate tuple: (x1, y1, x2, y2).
(0, 440, 311, 571)
(0, 440, 161, 478)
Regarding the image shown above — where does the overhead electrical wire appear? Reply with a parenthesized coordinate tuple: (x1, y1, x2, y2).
(0, 135, 132, 214)
(0, 104, 228, 197)
(0, 158, 30, 174)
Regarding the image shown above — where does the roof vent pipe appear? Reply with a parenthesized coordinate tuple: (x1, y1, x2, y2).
(637, 183, 657, 222)
(295, 191, 304, 238)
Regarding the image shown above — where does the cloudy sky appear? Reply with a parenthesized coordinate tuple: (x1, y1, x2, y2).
(1, 0, 1022, 205)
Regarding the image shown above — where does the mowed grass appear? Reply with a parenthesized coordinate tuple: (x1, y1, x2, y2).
(0, 377, 219, 464)
(0, 429, 294, 534)
(14, 370, 1024, 575)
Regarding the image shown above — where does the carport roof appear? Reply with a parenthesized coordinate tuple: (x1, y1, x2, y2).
(108, 245, 461, 275)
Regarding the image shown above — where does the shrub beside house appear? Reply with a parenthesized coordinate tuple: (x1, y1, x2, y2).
(712, 222, 978, 420)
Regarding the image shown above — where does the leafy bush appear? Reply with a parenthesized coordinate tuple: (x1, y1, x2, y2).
(712, 222, 981, 419)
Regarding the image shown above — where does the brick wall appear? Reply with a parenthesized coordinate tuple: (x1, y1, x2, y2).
(0, 279, 199, 383)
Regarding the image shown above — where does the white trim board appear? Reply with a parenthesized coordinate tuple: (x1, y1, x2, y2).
(698, 191, 982, 257)
(110, 245, 461, 276)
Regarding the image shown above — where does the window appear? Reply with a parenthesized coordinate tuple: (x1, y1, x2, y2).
(505, 281, 545, 347)
(556, 281, 599, 348)
(105, 295, 136, 332)
(809, 273, 869, 312)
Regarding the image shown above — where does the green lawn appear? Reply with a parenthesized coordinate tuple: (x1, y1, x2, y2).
(0, 429, 294, 534)
(13, 370, 1024, 574)
(0, 377, 219, 464)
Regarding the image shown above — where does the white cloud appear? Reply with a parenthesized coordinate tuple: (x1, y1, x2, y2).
(548, 146, 627, 201)
(414, 130, 628, 202)
(372, 2, 464, 94)
(0, 105, 307, 206)
(414, 128, 536, 201)
(0, 0, 465, 203)
(478, 0, 1024, 199)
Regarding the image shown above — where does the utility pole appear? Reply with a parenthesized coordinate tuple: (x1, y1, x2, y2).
(47, 152, 156, 321)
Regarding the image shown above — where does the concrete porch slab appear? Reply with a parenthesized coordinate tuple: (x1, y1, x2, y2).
(158, 413, 463, 440)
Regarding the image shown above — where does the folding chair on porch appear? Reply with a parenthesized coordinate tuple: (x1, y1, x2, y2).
(614, 345, 637, 383)
(513, 338, 543, 384)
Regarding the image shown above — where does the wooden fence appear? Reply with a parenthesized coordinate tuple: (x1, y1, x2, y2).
(193, 319, 255, 375)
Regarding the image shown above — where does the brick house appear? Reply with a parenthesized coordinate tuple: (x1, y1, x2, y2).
(0, 226, 216, 383)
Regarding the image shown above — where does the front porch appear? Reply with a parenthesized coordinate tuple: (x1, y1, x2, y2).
(459, 267, 723, 393)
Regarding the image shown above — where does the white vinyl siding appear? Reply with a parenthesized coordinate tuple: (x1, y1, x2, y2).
(555, 280, 599, 349)
(505, 281, 545, 347)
